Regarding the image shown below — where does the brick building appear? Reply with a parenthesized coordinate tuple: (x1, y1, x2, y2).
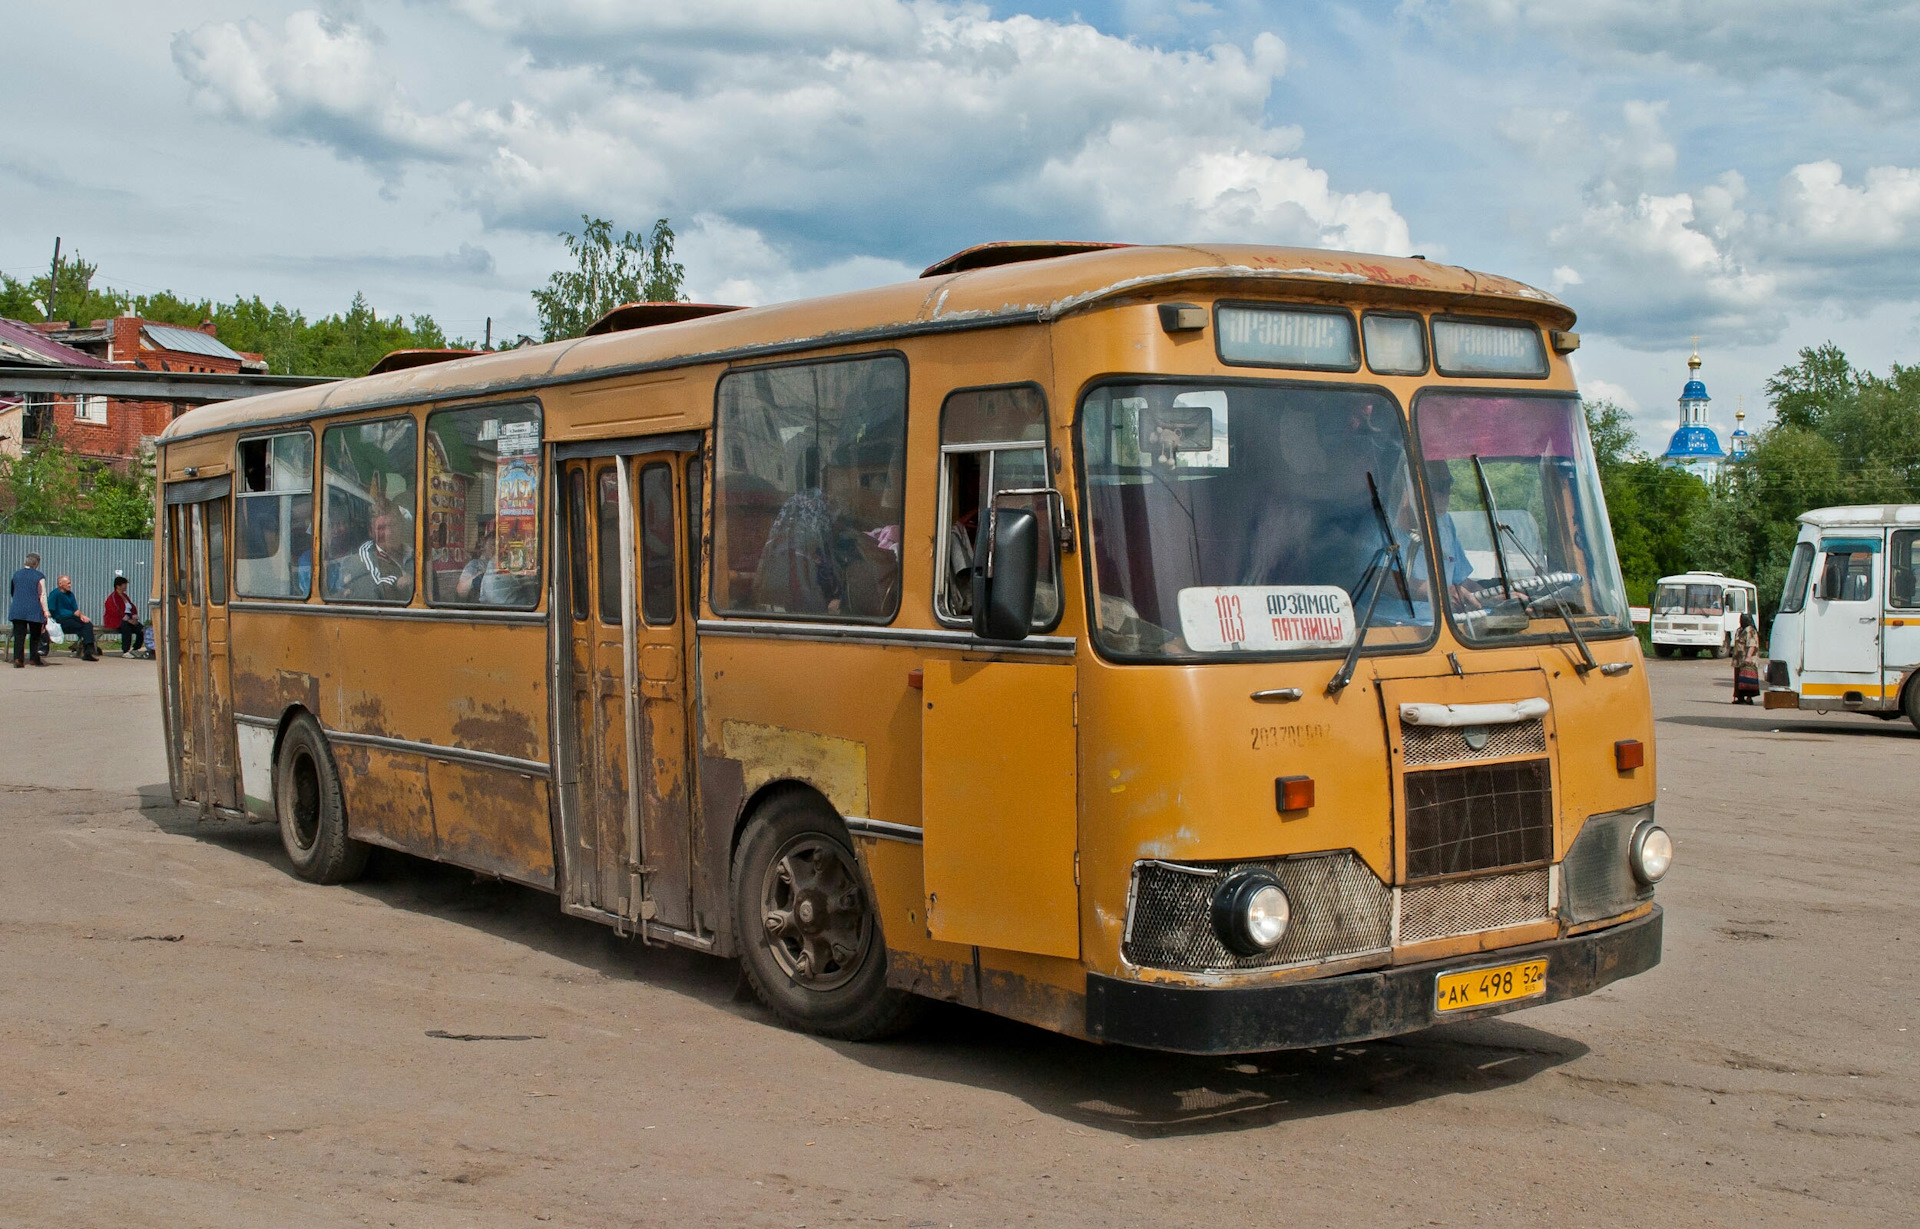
(0, 315, 266, 469)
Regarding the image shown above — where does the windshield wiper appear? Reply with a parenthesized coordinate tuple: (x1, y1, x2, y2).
(1328, 473, 1413, 695)
(1471, 455, 1597, 674)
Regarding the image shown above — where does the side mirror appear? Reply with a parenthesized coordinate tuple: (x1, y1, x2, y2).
(971, 507, 1039, 641)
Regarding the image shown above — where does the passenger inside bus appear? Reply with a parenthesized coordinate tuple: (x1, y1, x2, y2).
(339, 498, 415, 603)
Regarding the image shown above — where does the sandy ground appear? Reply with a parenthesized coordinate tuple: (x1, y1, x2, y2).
(0, 652, 1913, 1228)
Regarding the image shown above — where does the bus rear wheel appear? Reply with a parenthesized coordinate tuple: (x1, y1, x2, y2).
(1906, 679, 1920, 734)
(731, 791, 919, 1041)
(274, 713, 370, 885)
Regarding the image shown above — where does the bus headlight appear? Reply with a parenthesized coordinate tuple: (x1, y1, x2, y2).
(1211, 869, 1291, 955)
(1629, 821, 1673, 885)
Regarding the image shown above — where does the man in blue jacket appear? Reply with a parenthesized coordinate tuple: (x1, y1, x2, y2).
(49, 575, 100, 661)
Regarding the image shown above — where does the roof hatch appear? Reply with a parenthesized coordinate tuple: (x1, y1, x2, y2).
(583, 301, 744, 337)
(920, 240, 1132, 278)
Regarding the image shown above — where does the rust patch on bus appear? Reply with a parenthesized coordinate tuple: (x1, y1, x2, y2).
(719, 720, 869, 819)
(886, 949, 975, 1006)
(451, 700, 540, 762)
(341, 693, 397, 739)
(978, 966, 1086, 1038)
(429, 762, 555, 889)
(339, 745, 435, 855)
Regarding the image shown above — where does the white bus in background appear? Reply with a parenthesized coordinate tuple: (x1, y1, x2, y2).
(1765, 505, 1920, 728)
(1649, 571, 1757, 658)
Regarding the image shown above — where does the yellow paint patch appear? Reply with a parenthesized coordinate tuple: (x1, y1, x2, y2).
(721, 719, 869, 818)
(1800, 682, 1888, 698)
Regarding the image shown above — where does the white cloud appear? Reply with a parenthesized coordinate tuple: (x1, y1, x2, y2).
(1776, 161, 1920, 251)
(172, 5, 1413, 270)
(1443, 0, 1920, 114)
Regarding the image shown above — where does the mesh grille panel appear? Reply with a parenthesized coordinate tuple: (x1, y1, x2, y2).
(1124, 853, 1392, 973)
(1404, 758, 1553, 880)
(1401, 718, 1547, 766)
(1400, 868, 1550, 942)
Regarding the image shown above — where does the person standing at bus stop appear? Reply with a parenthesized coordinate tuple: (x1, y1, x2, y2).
(1731, 612, 1761, 704)
(8, 552, 51, 668)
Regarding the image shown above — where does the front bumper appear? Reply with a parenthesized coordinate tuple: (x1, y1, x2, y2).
(1085, 906, 1661, 1054)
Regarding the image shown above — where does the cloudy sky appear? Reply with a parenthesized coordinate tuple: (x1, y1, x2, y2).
(4, 1, 1917, 449)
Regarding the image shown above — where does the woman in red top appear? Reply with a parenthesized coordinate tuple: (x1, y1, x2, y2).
(102, 576, 146, 657)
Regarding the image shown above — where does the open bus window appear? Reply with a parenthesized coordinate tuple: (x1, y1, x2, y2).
(1889, 531, 1919, 608)
(321, 417, 418, 604)
(712, 354, 907, 622)
(1414, 392, 1630, 644)
(424, 404, 542, 609)
(1778, 543, 1814, 615)
(234, 432, 314, 599)
(1080, 380, 1427, 660)
(935, 384, 1058, 627)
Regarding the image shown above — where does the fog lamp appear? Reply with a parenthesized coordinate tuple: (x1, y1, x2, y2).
(1211, 869, 1291, 955)
(1630, 820, 1673, 885)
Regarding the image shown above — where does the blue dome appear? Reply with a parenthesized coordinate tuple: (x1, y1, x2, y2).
(1681, 379, 1710, 401)
(1664, 425, 1725, 459)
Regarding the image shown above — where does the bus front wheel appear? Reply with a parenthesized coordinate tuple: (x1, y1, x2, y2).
(1906, 679, 1920, 734)
(731, 791, 919, 1041)
(273, 713, 370, 885)
(1653, 643, 1675, 658)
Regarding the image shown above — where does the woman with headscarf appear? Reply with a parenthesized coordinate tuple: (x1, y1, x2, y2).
(1730, 612, 1761, 704)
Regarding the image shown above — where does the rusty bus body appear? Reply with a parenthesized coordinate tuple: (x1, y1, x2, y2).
(155, 243, 1664, 1053)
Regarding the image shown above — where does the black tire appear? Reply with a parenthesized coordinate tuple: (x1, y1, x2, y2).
(1712, 636, 1729, 660)
(274, 713, 370, 884)
(1653, 643, 1675, 658)
(731, 791, 920, 1041)
(1906, 679, 1920, 734)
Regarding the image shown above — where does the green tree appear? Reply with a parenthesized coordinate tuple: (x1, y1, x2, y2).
(0, 427, 151, 539)
(532, 216, 685, 342)
(1763, 342, 1855, 433)
(1582, 398, 1709, 604)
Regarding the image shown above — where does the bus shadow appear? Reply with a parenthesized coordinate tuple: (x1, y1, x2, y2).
(832, 1004, 1586, 1139)
(141, 783, 1587, 1136)
(136, 784, 749, 1010)
(1658, 713, 1914, 738)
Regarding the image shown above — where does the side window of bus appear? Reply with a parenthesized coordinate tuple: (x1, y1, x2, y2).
(1726, 588, 1746, 615)
(1890, 531, 1919, 609)
(235, 433, 314, 599)
(205, 503, 227, 606)
(424, 404, 542, 609)
(935, 384, 1059, 626)
(712, 354, 908, 621)
(321, 417, 418, 604)
(1778, 544, 1814, 614)
(1819, 550, 1874, 602)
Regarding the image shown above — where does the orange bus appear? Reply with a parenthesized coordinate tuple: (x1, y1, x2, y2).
(155, 242, 1667, 1051)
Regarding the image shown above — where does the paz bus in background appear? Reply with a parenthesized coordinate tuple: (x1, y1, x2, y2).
(1765, 505, 1920, 730)
(1649, 571, 1758, 659)
(153, 241, 1666, 1053)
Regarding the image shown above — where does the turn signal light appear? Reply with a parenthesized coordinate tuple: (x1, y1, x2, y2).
(1614, 739, 1645, 772)
(907, 668, 924, 690)
(1276, 775, 1315, 812)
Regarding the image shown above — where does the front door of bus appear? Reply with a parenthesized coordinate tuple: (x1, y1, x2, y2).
(1804, 541, 1881, 679)
(167, 487, 240, 814)
(560, 448, 697, 933)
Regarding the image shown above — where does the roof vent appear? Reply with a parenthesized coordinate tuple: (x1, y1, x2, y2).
(920, 241, 1132, 278)
(583, 301, 744, 337)
(368, 348, 482, 375)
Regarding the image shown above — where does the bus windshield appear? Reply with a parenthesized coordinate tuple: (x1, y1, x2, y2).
(1654, 583, 1723, 616)
(1081, 380, 1431, 660)
(1414, 392, 1631, 643)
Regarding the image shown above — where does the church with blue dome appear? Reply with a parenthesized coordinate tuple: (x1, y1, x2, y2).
(1660, 346, 1726, 481)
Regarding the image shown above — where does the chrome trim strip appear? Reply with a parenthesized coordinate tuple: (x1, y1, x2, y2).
(159, 311, 1044, 445)
(230, 599, 545, 625)
(844, 816, 924, 844)
(232, 712, 278, 729)
(321, 727, 551, 778)
(694, 617, 1076, 657)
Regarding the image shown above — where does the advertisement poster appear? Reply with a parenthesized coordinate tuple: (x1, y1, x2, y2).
(425, 434, 467, 580)
(495, 420, 540, 576)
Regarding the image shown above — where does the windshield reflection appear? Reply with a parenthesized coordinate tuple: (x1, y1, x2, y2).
(1415, 392, 1631, 642)
(1081, 381, 1432, 660)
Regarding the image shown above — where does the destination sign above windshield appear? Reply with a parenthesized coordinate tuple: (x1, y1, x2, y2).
(1216, 305, 1359, 371)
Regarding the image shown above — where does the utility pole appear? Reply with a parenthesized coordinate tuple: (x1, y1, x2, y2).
(47, 237, 60, 323)
(484, 317, 492, 350)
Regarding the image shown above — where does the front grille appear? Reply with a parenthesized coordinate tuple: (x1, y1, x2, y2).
(1404, 758, 1553, 880)
(1124, 852, 1392, 973)
(1399, 868, 1550, 942)
(1401, 717, 1547, 766)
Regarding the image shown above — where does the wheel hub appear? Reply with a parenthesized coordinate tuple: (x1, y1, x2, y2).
(759, 832, 873, 992)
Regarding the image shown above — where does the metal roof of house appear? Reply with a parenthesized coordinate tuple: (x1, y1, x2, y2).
(0, 318, 113, 369)
(143, 324, 243, 362)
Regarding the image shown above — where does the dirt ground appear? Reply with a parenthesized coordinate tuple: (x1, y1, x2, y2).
(0, 653, 1913, 1228)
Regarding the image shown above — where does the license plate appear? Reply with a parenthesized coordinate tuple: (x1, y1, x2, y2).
(1434, 958, 1548, 1013)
